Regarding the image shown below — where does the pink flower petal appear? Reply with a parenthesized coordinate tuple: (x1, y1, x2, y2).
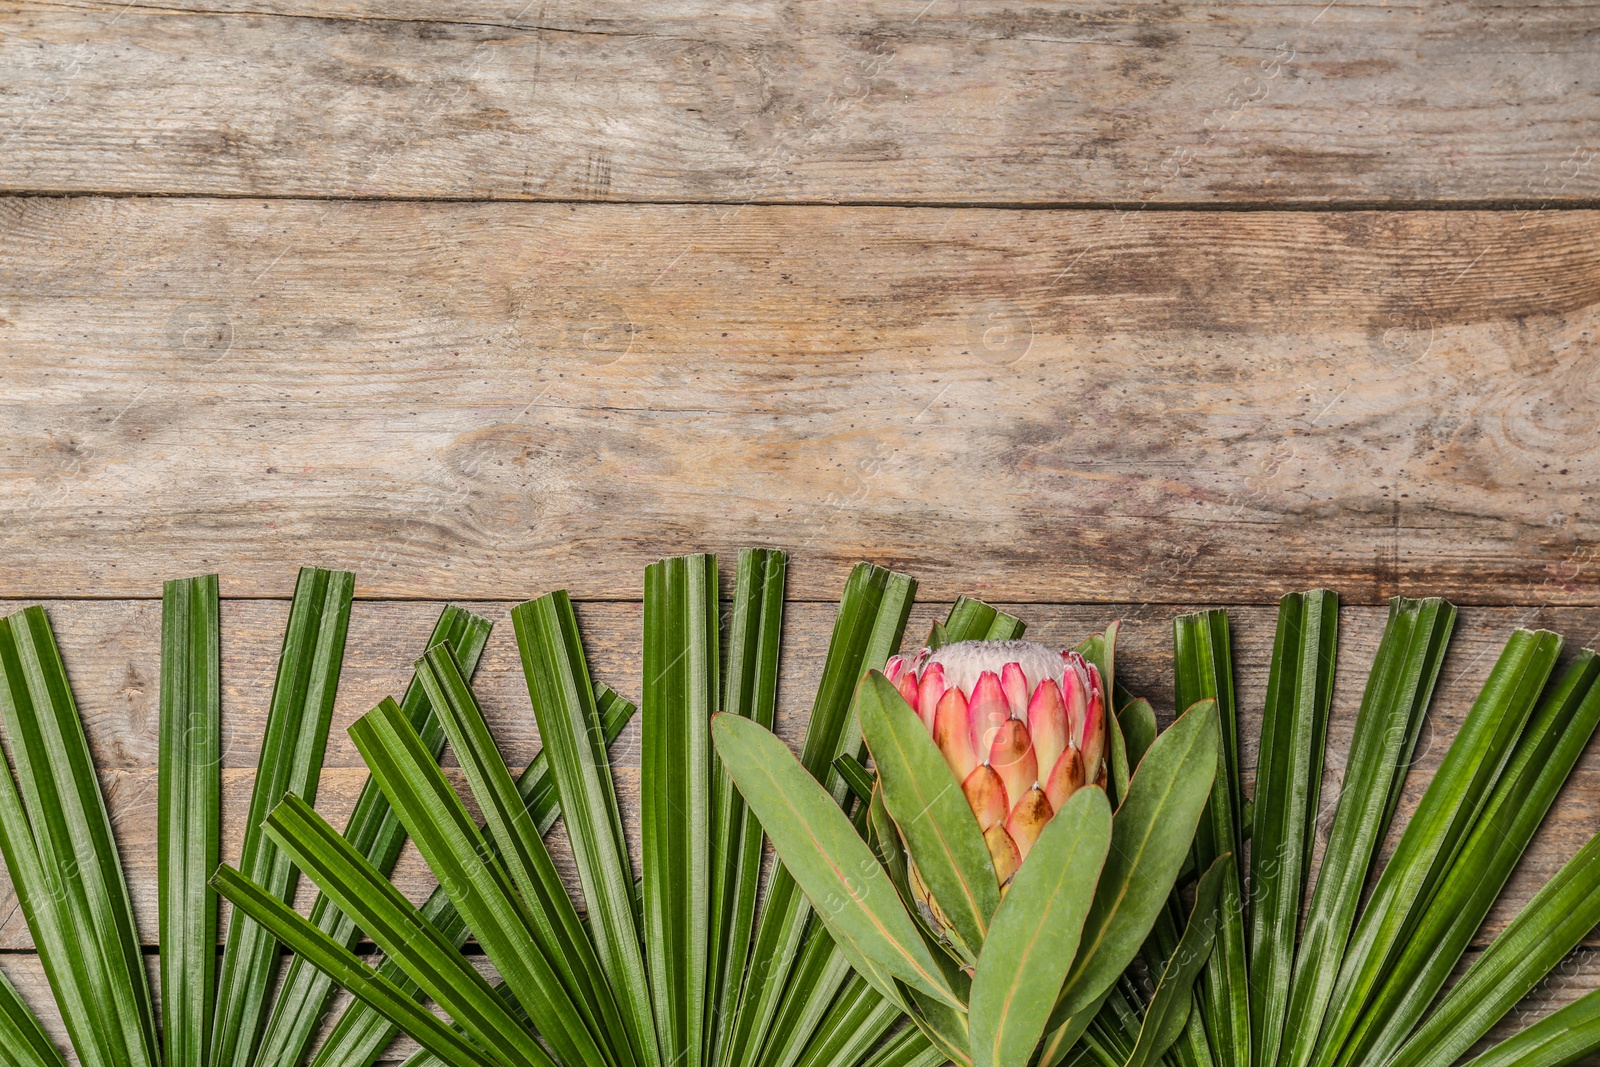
(1005, 786, 1054, 860)
(933, 687, 978, 781)
(1027, 678, 1069, 774)
(917, 663, 946, 732)
(988, 718, 1038, 812)
(968, 670, 1011, 756)
(961, 764, 1009, 831)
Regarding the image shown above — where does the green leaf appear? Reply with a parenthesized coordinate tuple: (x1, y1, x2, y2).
(1049, 696, 1220, 1032)
(833, 753, 877, 805)
(160, 575, 222, 1067)
(1172, 609, 1249, 1067)
(254, 603, 492, 1067)
(262, 790, 555, 1067)
(944, 597, 1026, 643)
(642, 553, 719, 1067)
(307, 683, 636, 1067)
(858, 1026, 944, 1067)
(723, 563, 915, 1067)
(512, 590, 662, 1067)
(708, 549, 787, 1067)
(1276, 596, 1455, 1067)
(0, 605, 158, 1067)
(212, 566, 354, 1067)
(208, 865, 500, 1067)
(0, 966, 66, 1067)
(1248, 590, 1338, 1067)
(1312, 626, 1562, 1067)
(1454, 985, 1600, 1067)
(711, 713, 960, 1008)
(417, 644, 627, 1067)
(860, 670, 998, 959)
(1117, 699, 1158, 772)
(1385, 825, 1600, 1067)
(790, 976, 903, 1067)
(1335, 649, 1600, 1067)
(1121, 854, 1232, 1067)
(970, 787, 1113, 1067)
(346, 694, 605, 1067)
(757, 921, 856, 1067)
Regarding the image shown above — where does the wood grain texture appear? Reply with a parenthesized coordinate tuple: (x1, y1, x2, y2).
(2, 1, 1598, 204)
(2, 198, 1598, 604)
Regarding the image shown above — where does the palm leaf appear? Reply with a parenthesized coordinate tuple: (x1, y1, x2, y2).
(253, 603, 492, 1067)
(708, 549, 787, 1065)
(0, 966, 66, 1067)
(643, 553, 719, 1067)
(307, 682, 636, 1067)
(212, 566, 354, 1067)
(1384, 826, 1600, 1067)
(1173, 609, 1249, 1067)
(513, 590, 661, 1067)
(1334, 650, 1600, 1067)
(208, 864, 501, 1067)
(1247, 591, 1337, 1067)
(0, 605, 158, 1067)
(160, 575, 223, 1067)
(1311, 627, 1562, 1067)
(1275, 596, 1455, 1067)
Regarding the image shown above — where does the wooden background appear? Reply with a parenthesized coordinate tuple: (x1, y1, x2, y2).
(1, 0, 1599, 1062)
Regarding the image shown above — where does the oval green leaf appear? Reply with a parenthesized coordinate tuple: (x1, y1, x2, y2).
(711, 712, 960, 1009)
(858, 670, 998, 957)
(969, 787, 1111, 1067)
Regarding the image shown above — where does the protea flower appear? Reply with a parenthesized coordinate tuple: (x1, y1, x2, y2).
(883, 639, 1105, 894)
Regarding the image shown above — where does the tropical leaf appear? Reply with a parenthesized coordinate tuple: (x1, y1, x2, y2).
(1248, 590, 1338, 1067)
(417, 643, 629, 1067)
(643, 553, 719, 1067)
(160, 575, 223, 1067)
(212, 566, 354, 1067)
(0, 966, 66, 1067)
(308, 683, 636, 1067)
(260, 791, 556, 1067)
(1311, 627, 1562, 1067)
(208, 865, 501, 1067)
(1453, 986, 1600, 1067)
(1276, 596, 1455, 1067)
(0, 605, 157, 1067)
(1049, 696, 1220, 1032)
(1122, 854, 1232, 1067)
(1334, 649, 1600, 1067)
(710, 712, 961, 1008)
(722, 563, 915, 1067)
(254, 603, 492, 1067)
(1384, 827, 1600, 1067)
(346, 694, 609, 1067)
(860, 670, 998, 961)
(1173, 609, 1248, 1067)
(513, 590, 662, 1067)
(708, 549, 787, 1065)
(969, 787, 1113, 1067)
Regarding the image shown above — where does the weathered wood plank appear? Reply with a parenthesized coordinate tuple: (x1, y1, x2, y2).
(2, 1, 1598, 203)
(1, 597, 1598, 954)
(2, 200, 1598, 604)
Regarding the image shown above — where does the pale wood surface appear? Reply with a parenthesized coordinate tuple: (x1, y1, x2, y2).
(3, 199, 1598, 605)
(3, 0, 1600, 1060)
(3, 1, 1599, 204)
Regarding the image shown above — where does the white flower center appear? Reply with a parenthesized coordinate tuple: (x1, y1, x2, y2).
(924, 639, 1063, 698)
